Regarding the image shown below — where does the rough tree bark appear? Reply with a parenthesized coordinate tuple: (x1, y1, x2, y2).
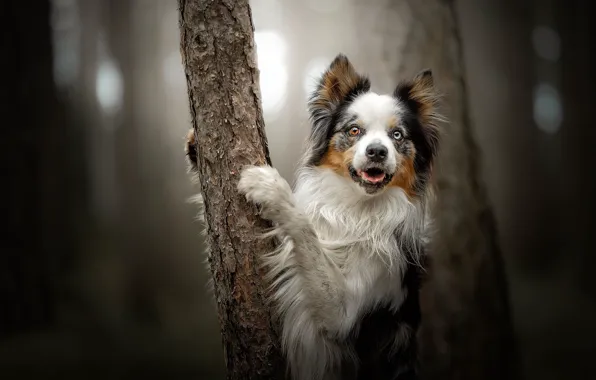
(378, 1, 519, 379)
(177, 1, 285, 379)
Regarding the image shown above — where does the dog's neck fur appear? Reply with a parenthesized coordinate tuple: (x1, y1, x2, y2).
(294, 166, 426, 266)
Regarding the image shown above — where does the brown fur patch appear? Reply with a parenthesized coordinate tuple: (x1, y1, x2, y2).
(387, 116, 398, 129)
(388, 157, 417, 199)
(388, 144, 418, 198)
(408, 70, 439, 127)
(185, 129, 198, 172)
(186, 128, 196, 147)
(318, 135, 354, 179)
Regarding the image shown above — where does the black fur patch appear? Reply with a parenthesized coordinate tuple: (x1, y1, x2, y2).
(394, 76, 440, 194)
(399, 106, 435, 194)
(352, 247, 425, 380)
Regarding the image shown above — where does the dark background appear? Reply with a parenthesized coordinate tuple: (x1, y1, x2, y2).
(2, 0, 595, 379)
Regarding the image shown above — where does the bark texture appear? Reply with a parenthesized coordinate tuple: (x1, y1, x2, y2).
(177, 1, 285, 379)
(379, 1, 519, 379)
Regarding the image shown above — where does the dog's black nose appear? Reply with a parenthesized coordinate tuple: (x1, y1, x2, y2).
(365, 143, 388, 162)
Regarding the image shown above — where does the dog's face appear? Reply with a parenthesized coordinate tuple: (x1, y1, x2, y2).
(306, 54, 441, 197)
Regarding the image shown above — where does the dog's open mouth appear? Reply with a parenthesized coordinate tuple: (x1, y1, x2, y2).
(349, 166, 393, 193)
(357, 168, 386, 184)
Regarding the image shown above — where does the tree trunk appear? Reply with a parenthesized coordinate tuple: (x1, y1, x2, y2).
(381, 1, 518, 379)
(177, 1, 285, 379)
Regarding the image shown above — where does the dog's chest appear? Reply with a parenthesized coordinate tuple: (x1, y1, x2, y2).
(342, 246, 405, 321)
(313, 218, 407, 333)
(308, 208, 407, 306)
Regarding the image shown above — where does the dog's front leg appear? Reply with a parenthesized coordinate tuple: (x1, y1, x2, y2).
(238, 165, 349, 380)
(237, 165, 347, 329)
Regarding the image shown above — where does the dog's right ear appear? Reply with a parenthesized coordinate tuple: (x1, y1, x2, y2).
(185, 129, 199, 174)
(307, 54, 370, 122)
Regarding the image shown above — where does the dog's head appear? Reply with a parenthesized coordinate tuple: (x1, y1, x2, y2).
(305, 54, 442, 197)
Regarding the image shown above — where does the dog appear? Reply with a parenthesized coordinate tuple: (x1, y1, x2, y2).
(186, 53, 443, 380)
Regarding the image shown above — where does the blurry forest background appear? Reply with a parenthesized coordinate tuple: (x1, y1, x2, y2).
(2, 0, 595, 379)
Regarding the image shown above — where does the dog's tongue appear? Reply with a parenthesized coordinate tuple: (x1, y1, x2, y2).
(359, 169, 386, 184)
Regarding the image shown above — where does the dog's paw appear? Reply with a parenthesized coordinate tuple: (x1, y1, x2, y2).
(238, 165, 292, 208)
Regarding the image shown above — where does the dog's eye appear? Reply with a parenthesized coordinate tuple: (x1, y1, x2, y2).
(348, 126, 361, 136)
(392, 130, 403, 141)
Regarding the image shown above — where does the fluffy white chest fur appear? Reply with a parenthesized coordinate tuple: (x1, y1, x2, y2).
(291, 167, 423, 336)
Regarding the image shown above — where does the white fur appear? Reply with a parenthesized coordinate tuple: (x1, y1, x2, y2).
(349, 93, 404, 174)
(237, 162, 428, 380)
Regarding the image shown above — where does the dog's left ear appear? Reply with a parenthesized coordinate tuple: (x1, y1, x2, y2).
(394, 69, 439, 126)
(394, 69, 443, 154)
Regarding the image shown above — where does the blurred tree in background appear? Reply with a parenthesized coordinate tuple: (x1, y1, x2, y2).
(2, 0, 81, 341)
